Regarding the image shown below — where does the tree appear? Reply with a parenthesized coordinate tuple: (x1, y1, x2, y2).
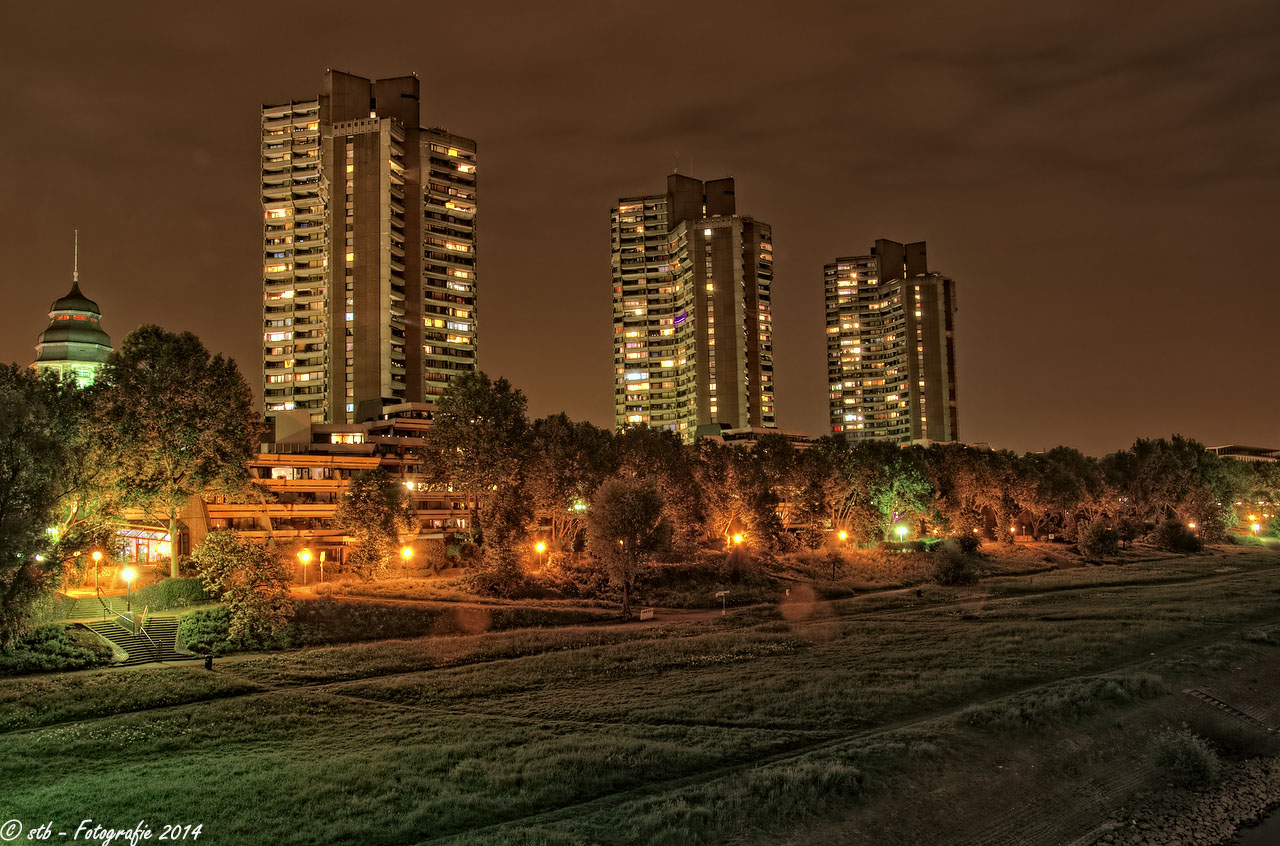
(753, 434, 806, 535)
(693, 440, 780, 547)
(806, 437, 932, 545)
(611, 425, 703, 557)
(525, 414, 614, 551)
(420, 372, 530, 546)
(334, 468, 418, 580)
(98, 326, 260, 578)
(586, 478, 671, 616)
(0, 367, 85, 645)
(192, 530, 292, 644)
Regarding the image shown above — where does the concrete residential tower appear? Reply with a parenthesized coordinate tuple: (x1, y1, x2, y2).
(612, 175, 775, 442)
(825, 239, 958, 443)
(261, 70, 477, 423)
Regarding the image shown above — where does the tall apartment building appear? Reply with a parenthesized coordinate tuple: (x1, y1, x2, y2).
(261, 70, 477, 424)
(825, 239, 958, 443)
(612, 175, 775, 442)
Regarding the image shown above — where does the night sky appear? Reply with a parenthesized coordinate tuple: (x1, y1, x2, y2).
(3, 1, 1277, 457)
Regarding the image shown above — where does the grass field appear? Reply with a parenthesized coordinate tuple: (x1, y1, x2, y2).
(3, 548, 1280, 845)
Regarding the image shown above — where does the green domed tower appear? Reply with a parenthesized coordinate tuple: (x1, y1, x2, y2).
(33, 236, 113, 388)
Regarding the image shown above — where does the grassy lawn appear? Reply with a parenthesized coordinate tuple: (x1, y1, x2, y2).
(3, 550, 1279, 844)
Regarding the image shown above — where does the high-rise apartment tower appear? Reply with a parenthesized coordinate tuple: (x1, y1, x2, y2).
(612, 175, 775, 442)
(261, 70, 477, 423)
(825, 239, 957, 443)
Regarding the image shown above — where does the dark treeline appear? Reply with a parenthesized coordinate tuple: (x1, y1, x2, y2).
(422, 374, 1280, 564)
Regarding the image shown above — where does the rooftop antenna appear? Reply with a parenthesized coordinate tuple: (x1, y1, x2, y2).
(73, 230, 79, 287)
(674, 151, 679, 174)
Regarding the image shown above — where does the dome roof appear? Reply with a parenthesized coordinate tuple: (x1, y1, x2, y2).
(33, 279, 113, 365)
(50, 281, 101, 315)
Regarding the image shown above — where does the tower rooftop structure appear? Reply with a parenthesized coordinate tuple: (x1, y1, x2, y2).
(33, 234, 113, 387)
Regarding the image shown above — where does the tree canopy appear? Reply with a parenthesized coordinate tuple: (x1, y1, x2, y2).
(98, 326, 260, 577)
(334, 468, 419, 580)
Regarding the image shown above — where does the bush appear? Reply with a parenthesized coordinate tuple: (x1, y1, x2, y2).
(129, 578, 212, 611)
(1152, 727, 1219, 787)
(25, 593, 77, 626)
(466, 547, 528, 598)
(931, 545, 977, 586)
(179, 607, 235, 656)
(0, 624, 115, 675)
(1154, 520, 1203, 554)
(1078, 520, 1120, 558)
(950, 534, 982, 554)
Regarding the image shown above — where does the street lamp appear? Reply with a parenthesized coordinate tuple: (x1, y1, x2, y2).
(297, 548, 311, 585)
(122, 567, 134, 611)
(92, 550, 102, 591)
(401, 546, 414, 564)
(895, 525, 909, 541)
(837, 529, 848, 543)
(534, 540, 546, 569)
(732, 533, 744, 546)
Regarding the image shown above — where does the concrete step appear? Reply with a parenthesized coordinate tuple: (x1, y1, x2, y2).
(83, 617, 184, 666)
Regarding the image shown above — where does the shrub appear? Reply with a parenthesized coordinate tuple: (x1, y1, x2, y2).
(129, 578, 212, 611)
(466, 547, 528, 598)
(0, 624, 115, 675)
(1152, 727, 1219, 787)
(931, 545, 976, 586)
(24, 593, 77, 626)
(1154, 520, 1203, 554)
(179, 607, 235, 656)
(1078, 520, 1120, 558)
(950, 534, 982, 554)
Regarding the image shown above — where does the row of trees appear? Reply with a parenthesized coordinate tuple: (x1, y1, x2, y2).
(419, 374, 1280, 572)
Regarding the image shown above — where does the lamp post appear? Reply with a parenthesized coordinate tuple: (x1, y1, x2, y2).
(401, 546, 414, 566)
(92, 550, 102, 592)
(534, 540, 546, 569)
(297, 548, 311, 585)
(732, 533, 744, 546)
(122, 567, 134, 611)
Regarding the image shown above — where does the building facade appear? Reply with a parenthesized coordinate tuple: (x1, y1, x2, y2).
(262, 71, 477, 424)
(612, 175, 775, 442)
(825, 239, 958, 443)
(33, 247, 113, 388)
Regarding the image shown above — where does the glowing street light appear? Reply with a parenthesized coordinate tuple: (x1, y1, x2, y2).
(732, 533, 744, 546)
(297, 548, 311, 584)
(895, 525, 909, 541)
(1187, 522, 1197, 530)
(534, 540, 547, 569)
(122, 567, 135, 611)
(401, 545, 414, 563)
(1252, 523, 1263, 534)
(92, 550, 103, 592)
(837, 529, 848, 543)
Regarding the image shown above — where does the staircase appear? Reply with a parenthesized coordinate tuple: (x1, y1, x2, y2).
(64, 595, 132, 620)
(82, 616, 183, 666)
